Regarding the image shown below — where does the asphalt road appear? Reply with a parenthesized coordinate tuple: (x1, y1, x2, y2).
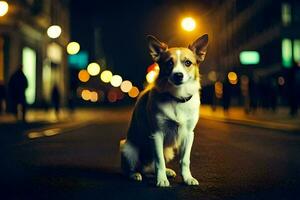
(1, 110, 300, 200)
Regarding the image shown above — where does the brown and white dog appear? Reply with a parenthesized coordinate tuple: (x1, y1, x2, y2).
(120, 34, 208, 187)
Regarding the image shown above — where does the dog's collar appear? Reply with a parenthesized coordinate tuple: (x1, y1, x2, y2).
(163, 93, 193, 103)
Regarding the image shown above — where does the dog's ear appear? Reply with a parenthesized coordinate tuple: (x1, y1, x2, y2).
(147, 35, 168, 62)
(189, 34, 209, 62)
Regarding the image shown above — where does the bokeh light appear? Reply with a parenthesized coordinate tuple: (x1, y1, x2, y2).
(128, 86, 140, 98)
(81, 89, 91, 101)
(181, 17, 196, 32)
(215, 81, 223, 99)
(87, 62, 101, 76)
(110, 75, 122, 87)
(90, 91, 98, 102)
(67, 42, 80, 55)
(47, 25, 62, 39)
(228, 72, 238, 85)
(78, 69, 90, 82)
(100, 70, 113, 83)
(208, 71, 217, 82)
(278, 76, 285, 86)
(107, 90, 118, 102)
(120, 80, 133, 93)
(146, 71, 158, 84)
(0, 1, 9, 17)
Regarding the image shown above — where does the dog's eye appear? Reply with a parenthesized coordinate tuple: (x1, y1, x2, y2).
(166, 59, 174, 67)
(184, 60, 192, 67)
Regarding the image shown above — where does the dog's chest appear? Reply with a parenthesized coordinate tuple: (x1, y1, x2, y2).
(157, 95, 199, 125)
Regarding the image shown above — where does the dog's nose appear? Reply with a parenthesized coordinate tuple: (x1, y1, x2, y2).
(172, 72, 184, 85)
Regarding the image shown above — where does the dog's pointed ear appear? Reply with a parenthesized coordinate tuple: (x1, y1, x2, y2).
(147, 35, 168, 62)
(189, 34, 209, 62)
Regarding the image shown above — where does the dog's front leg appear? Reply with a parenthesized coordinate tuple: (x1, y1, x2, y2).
(152, 133, 170, 187)
(180, 131, 199, 185)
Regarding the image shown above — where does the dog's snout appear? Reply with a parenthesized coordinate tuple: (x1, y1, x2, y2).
(172, 72, 184, 85)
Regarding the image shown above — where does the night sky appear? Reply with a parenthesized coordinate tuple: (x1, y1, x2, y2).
(70, 0, 217, 87)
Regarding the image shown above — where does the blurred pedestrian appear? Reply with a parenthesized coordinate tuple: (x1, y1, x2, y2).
(288, 62, 299, 117)
(8, 65, 28, 121)
(51, 85, 60, 118)
(0, 80, 6, 114)
(222, 78, 231, 112)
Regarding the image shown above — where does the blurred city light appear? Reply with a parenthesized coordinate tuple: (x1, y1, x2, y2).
(282, 3, 291, 26)
(146, 70, 157, 84)
(282, 38, 292, 68)
(110, 75, 122, 87)
(278, 76, 285, 86)
(228, 72, 238, 85)
(239, 51, 260, 65)
(81, 89, 91, 101)
(78, 69, 90, 82)
(0, 1, 8, 17)
(147, 63, 159, 73)
(100, 70, 113, 83)
(47, 25, 62, 39)
(67, 42, 80, 55)
(208, 71, 217, 82)
(90, 91, 98, 102)
(22, 47, 36, 105)
(214, 81, 223, 99)
(181, 17, 196, 32)
(128, 86, 139, 98)
(68, 51, 88, 69)
(293, 39, 300, 63)
(107, 90, 118, 102)
(87, 62, 101, 76)
(120, 80, 133, 93)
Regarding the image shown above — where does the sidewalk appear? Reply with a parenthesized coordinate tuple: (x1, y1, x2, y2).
(1, 106, 300, 132)
(200, 105, 300, 132)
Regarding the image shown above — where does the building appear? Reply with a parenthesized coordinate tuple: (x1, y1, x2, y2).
(204, 0, 300, 106)
(0, 0, 70, 107)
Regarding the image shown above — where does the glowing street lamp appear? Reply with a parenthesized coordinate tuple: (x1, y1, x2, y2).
(110, 75, 122, 87)
(100, 70, 113, 83)
(181, 17, 196, 32)
(0, 1, 8, 17)
(47, 25, 62, 39)
(67, 42, 80, 55)
(87, 62, 101, 76)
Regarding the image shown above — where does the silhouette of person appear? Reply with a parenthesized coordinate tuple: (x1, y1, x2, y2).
(222, 78, 231, 112)
(8, 65, 28, 121)
(0, 80, 6, 114)
(51, 85, 60, 118)
(288, 62, 299, 117)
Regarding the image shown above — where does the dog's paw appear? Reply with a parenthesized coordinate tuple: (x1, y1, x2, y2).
(166, 168, 176, 178)
(183, 176, 199, 186)
(156, 175, 170, 187)
(130, 172, 142, 181)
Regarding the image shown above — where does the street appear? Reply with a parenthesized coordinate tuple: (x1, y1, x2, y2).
(1, 108, 300, 200)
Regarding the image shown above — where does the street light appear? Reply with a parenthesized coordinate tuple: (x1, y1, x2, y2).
(67, 42, 80, 55)
(0, 1, 8, 17)
(181, 17, 196, 32)
(47, 25, 62, 39)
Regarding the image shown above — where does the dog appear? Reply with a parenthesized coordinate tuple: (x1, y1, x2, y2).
(120, 34, 208, 187)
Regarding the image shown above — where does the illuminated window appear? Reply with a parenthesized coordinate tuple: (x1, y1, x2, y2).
(293, 39, 300, 63)
(239, 51, 260, 65)
(282, 38, 292, 68)
(22, 47, 36, 104)
(282, 3, 291, 26)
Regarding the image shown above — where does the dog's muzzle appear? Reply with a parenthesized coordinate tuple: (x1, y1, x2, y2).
(171, 72, 184, 85)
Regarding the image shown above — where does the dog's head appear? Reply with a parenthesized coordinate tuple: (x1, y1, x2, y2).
(147, 34, 208, 96)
